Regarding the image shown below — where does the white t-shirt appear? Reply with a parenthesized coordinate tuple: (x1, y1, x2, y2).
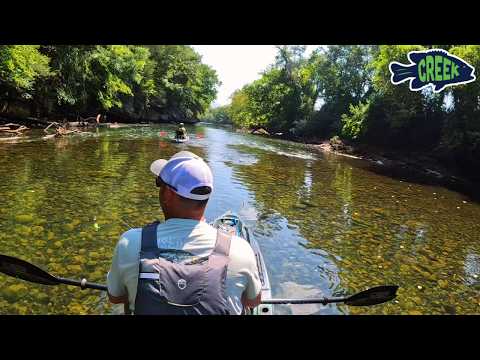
(107, 218, 262, 315)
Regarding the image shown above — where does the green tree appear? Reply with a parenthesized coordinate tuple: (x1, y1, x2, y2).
(224, 46, 376, 137)
(147, 45, 219, 120)
(244, 68, 295, 131)
(1, 45, 218, 122)
(340, 100, 371, 140)
(316, 45, 375, 134)
(36, 45, 94, 115)
(439, 45, 480, 176)
(200, 105, 232, 124)
(0, 45, 51, 93)
(357, 45, 433, 146)
(447, 45, 480, 123)
(35, 45, 156, 117)
(227, 88, 254, 127)
(0, 45, 51, 113)
(228, 46, 317, 133)
(88, 45, 153, 111)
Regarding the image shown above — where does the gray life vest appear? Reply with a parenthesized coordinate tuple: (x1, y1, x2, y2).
(134, 221, 232, 315)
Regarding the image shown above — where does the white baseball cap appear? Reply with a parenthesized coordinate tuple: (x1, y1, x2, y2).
(150, 151, 213, 201)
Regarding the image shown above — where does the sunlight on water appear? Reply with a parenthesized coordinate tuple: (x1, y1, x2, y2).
(0, 124, 479, 314)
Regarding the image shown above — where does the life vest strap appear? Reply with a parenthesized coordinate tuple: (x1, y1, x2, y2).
(139, 273, 159, 280)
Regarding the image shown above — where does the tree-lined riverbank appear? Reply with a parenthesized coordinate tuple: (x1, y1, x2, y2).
(202, 45, 480, 185)
(0, 45, 219, 125)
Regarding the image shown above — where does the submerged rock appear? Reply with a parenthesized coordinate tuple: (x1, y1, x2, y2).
(3, 284, 29, 300)
(67, 264, 82, 273)
(15, 214, 34, 223)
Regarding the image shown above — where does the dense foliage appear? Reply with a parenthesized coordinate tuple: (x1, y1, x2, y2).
(0, 45, 219, 121)
(2, 44, 479, 180)
(215, 45, 480, 180)
(199, 105, 232, 124)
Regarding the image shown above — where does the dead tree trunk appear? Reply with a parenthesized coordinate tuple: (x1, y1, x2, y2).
(0, 123, 29, 135)
(43, 121, 83, 139)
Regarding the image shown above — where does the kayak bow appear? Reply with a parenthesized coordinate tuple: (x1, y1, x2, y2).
(172, 136, 189, 143)
(212, 211, 273, 315)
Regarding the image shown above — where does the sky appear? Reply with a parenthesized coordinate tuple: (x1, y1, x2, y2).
(192, 45, 321, 107)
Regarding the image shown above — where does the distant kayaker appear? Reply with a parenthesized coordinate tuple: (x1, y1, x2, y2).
(175, 122, 187, 140)
(107, 151, 262, 314)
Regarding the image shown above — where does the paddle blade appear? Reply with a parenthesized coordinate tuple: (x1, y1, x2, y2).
(0, 255, 60, 286)
(344, 285, 399, 306)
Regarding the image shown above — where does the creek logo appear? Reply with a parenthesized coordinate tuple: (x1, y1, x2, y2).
(389, 49, 476, 93)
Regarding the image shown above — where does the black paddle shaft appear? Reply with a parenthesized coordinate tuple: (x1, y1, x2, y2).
(57, 277, 107, 291)
(0, 254, 398, 307)
(262, 297, 344, 305)
(0, 254, 107, 291)
(261, 286, 399, 306)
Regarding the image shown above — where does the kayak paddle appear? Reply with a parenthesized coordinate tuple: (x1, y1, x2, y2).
(260, 285, 399, 306)
(158, 131, 204, 139)
(0, 254, 398, 307)
(0, 254, 107, 291)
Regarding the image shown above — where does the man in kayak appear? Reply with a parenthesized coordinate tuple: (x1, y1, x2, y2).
(107, 151, 262, 314)
(175, 122, 187, 140)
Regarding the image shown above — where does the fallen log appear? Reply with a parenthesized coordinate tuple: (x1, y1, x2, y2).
(251, 128, 270, 136)
(4, 123, 22, 128)
(43, 122, 83, 139)
(0, 136, 25, 142)
(67, 121, 97, 128)
(43, 122, 60, 133)
(0, 125, 29, 134)
(0, 115, 51, 128)
(80, 116, 97, 123)
(42, 134, 57, 140)
(57, 127, 81, 136)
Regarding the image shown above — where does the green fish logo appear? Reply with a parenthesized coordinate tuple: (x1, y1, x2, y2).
(389, 49, 476, 93)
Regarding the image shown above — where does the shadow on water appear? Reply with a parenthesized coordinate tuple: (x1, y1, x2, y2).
(340, 155, 480, 204)
(224, 131, 480, 315)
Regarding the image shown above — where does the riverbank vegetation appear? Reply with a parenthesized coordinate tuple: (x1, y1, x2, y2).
(202, 45, 480, 182)
(0, 45, 219, 124)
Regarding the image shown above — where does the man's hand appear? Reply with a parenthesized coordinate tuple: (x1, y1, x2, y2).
(108, 292, 128, 304)
(241, 291, 262, 309)
(108, 292, 131, 315)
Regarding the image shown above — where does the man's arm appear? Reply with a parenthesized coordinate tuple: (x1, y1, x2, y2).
(239, 239, 263, 309)
(107, 240, 129, 305)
